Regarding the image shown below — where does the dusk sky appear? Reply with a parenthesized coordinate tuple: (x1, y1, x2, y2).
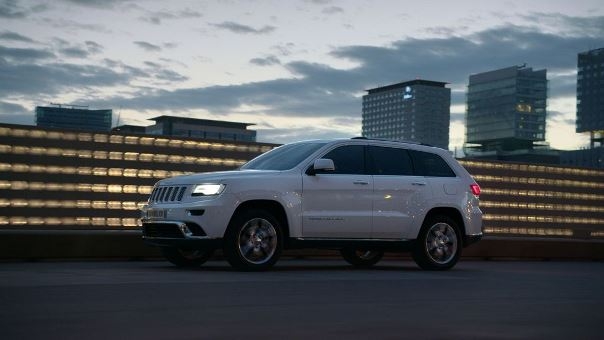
(1, 0, 603, 151)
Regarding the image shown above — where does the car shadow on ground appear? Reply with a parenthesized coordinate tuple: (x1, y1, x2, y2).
(154, 259, 450, 273)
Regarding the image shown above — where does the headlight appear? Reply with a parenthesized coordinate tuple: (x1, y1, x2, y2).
(191, 184, 225, 196)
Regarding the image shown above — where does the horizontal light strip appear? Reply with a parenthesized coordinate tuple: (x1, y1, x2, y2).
(481, 200, 604, 213)
(484, 226, 574, 237)
(474, 174, 604, 189)
(591, 231, 604, 238)
(0, 127, 274, 153)
(0, 199, 146, 210)
(0, 144, 247, 167)
(481, 187, 604, 201)
(0, 181, 153, 194)
(0, 216, 140, 227)
(460, 159, 604, 177)
(483, 214, 604, 225)
(0, 163, 190, 178)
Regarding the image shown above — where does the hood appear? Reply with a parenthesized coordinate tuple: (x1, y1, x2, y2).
(157, 169, 282, 185)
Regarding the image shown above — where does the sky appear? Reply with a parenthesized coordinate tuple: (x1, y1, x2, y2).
(0, 0, 603, 151)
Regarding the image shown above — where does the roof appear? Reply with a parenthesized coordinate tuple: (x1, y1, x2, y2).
(366, 79, 448, 94)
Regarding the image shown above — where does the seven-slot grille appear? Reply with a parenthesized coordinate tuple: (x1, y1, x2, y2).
(149, 185, 188, 203)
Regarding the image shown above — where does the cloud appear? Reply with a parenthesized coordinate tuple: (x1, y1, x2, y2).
(0, 0, 47, 19)
(212, 21, 276, 35)
(0, 101, 33, 126)
(62, 0, 126, 9)
(0, 61, 136, 96)
(0, 101, 28, 114)
(258, 125, 353, 144)
(85, 41, 103, 54)
(322, 6, 344, 15)
(82, 18, 603, 128)
(134, 41, 162, 52)
(250, 55, 281, 66)
(139, 8, 202, 25)
(306, 0, 332, 5)
(154, 69, 188, 82)
(0, 45, 54, 61)
(548, 109, 577, 127)
(521, 12, 604, 37)
(1, 13, 603, 146)
(0, 30, 35, 43)
(40, 17, 111, 33)
(49, 39, 103, 59)
(271, 42, 297, 56)
(59, 46, 89, 58)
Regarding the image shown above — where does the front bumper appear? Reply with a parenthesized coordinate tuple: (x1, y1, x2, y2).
(142, 220, 222, 248)
(464, 233, 483, 247)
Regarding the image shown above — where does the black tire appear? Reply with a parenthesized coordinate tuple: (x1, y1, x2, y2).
(412, 215, 462, 270)
(340, 248, 384, 268)
(223, 209, 283, 271)
(162, 247, 214, 267)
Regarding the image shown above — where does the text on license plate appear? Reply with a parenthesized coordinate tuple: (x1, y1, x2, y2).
(147, 209, 166, 219)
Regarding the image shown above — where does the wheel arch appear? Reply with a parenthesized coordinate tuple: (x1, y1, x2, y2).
(422, 207, 466, 243)
(226, 200, 290, 241)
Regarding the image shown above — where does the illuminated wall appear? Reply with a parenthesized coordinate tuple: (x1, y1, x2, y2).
(460, 159, 604, 239)
(1, 123, 603, 240)
(0, 124, 275, 229)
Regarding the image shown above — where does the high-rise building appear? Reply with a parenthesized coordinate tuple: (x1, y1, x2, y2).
(577, 47, 604, 148)
(362, 80, 450, 150)
(465, 65, 547, 157)
(36, 104, 112, 131)
(145, 116, 257, 142)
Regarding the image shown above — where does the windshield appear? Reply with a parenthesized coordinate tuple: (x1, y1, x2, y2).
(241, 142, 328, 170)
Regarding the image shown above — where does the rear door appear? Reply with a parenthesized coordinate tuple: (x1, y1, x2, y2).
(369, 145, 431, 239)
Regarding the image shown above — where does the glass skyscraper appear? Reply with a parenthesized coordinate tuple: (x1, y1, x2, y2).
(577, 48, 604, 148)
(465, 65, 547, 155)
(362, 80, 450, 150)
(36, 105, 112, 132)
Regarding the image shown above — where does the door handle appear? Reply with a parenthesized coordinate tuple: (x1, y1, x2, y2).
(412, 182, 427, 186)
(353, 180, 369, 185)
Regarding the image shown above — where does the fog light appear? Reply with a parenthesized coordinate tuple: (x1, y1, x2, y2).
(179, 224, 193, 237)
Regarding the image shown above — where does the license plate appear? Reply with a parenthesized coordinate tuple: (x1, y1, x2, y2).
(146, 209, 166, 219)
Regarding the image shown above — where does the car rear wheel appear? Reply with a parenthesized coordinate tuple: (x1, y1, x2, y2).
(224, 209, 283, 271)
(412, 215, 461, 270)
(340, 248, 384, 268)
(162, 247, 214, 267)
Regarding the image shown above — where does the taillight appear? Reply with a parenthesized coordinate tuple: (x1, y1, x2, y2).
(470, 184, 481, 196)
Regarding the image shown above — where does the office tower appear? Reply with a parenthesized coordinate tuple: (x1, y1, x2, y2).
(362, 80, 451, 150)
(577, 47, 604, 148)
(465, 65, 547, 155)
(36, 104, 112, 131)
(145, 116, 257, 142)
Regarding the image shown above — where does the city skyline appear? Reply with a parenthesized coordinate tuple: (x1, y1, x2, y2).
(1, 0, 603, 151)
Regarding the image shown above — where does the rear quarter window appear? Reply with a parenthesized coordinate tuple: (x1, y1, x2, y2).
(409, 150, 456, 177)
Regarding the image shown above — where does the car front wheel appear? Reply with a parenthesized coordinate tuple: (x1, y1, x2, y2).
(412, 215, 462, 270)
(224, 209, 283, 271)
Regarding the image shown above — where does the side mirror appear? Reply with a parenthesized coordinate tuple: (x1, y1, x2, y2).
(307, 158, 335, 176)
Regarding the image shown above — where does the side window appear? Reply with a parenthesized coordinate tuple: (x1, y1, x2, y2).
(409, 150, 456, 177)
(368, 146, 413, 176)
(321, 145, 365, 174)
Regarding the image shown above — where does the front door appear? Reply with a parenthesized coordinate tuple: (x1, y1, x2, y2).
(302, 144, 373, 238)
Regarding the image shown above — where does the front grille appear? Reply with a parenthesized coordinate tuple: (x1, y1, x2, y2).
(149, 186, 187, 203)
(143, 223, 185, 239)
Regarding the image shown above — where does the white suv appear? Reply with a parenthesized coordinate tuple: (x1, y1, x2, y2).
(141, 138, 482, 270)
